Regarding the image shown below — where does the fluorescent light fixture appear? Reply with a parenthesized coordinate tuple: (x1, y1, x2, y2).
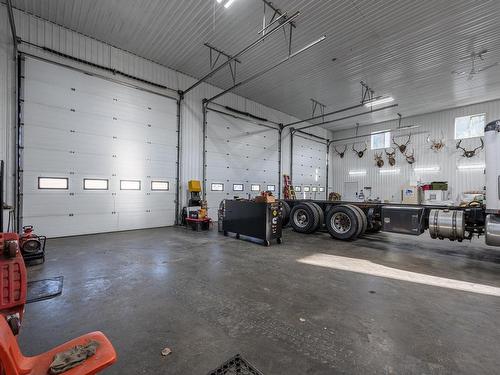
(379, 168, 400, 174)
(414, 166, 440, 172)
(216, 0, 223, 3)
(224, 0, 236, 8)
(349, 170, 367, 176)
(457, 164, 485, 170)
(364, 96, 394, 107)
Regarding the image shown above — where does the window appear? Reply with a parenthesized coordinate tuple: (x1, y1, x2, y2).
(371, 130, 391, 150)
(211, 183, 224, 191)
(251, 184, 260, 192)
(233, 184, 244, 191)
(151, 181, 169, 191)
(312, 187, 318, 192)
(266, 185, 275, 192)
(120, 180, 141, 190)
(83, 179, 108, 190)
(303, 186, 311, 192)
(454, 114, 485, 139)
(295, 186, 301, 192)
(38, 177, 68, 190)
(319, 187, 325, 192)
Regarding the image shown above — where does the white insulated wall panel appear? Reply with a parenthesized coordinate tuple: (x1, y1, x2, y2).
(21, 57, 178, 237)
(205, 110, 279, 217)
(292, 134, 327, 200)
(330, 100, 500, 202)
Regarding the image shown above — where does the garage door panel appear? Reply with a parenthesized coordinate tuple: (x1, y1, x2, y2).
(292, 135, 327, 199)
(206, 134, 278, 150)
(206, 167, 277, 182)
(206, 142, 278, 160)
(22, 57, 178, 237)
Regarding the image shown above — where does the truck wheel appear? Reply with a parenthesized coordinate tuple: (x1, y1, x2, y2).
(290, 203, 320, 234)
(326, 205, 359, 240)
(280, 200, 291, 227)
(308, 202, 324, 229)
(347, 205, 367, 235)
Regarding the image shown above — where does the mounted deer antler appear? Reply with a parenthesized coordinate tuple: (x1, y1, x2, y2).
(385, 147, 396, 166)
(374, 152, 384, 168)
(393, 134, 411, 154)
(456, 138, 484, 158)
(352, 142, 367, 158)
(427, 132, 445, 152)
(404, 149, 415, 164)
(334, 145, 347, 158)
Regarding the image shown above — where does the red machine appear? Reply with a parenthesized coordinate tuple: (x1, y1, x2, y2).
(18, 226, 46, 263)
(0, 233, 27, 335)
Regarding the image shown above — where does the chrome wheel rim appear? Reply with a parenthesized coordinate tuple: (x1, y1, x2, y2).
(293, 209, 309, 228)
(331, 212, 351, 233)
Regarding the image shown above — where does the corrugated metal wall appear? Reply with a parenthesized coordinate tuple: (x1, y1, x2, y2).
(329, 100, 500, 202)
(0, 5, 329, 212)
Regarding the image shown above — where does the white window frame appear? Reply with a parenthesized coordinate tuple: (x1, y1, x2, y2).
(38, 177, 69, 190)
(233, 184, 244, 191)
(303, 186, 311, 192)
(319, 187, 325, 192)
(83, 178, 108, 190)
(120, 180, 141, 190)
(251, 184, 260, 192)
(454, 113, 486, 140)
(151, 181, 169, 191)
(295, 186, 301, 192)
(312, 187, 318, 192)
(371, 130, 391, 150)
(266, 185, 276, 192)
(211, 183, 224, 191)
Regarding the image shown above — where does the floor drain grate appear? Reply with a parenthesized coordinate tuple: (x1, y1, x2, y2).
(207, 354, 264, 375)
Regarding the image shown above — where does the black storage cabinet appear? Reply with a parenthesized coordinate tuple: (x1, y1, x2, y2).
(223, 200, 282, 246)
(381, 206, 425, 235)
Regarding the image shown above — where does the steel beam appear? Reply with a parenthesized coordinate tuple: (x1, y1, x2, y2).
(6, 0, 18, 54)
(283, 103, 366, 128)
(206, 35, 326, 104)
(183, 11, 300, 95)
(296, 104, 399, 131)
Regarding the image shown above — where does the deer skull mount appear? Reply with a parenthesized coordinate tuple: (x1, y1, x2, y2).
(456, 138, 484, 158)
(374, 152, 384, 168)
(393, 134, 411, 154)
(385, 148, 396, 166)
(404, 149, 415, 164)
(427, 133, 445, 152)
(352, 142, 367, 158)
(334, 145, 347, 158)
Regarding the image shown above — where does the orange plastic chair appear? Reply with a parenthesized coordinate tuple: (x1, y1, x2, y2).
(0, 318, 117, 375)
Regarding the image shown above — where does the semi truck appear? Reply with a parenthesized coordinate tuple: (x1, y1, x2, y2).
(280, 119, 500, 247)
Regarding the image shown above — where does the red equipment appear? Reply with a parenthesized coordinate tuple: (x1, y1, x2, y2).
(0, 233, 27, 335)
(18, 226, 46, 263)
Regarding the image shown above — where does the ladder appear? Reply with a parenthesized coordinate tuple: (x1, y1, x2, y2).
(283, 175, 296, 200)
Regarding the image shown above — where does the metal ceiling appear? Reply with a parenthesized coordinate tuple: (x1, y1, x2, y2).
(9, 0, 500, 130)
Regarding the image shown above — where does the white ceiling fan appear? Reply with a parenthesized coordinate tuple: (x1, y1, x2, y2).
(452, 49, 498, 80)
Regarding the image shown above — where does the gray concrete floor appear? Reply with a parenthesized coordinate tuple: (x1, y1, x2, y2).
(19, 227, 500, 374)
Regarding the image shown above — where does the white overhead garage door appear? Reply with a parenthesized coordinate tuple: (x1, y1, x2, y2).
(292, 133, 327, 200)
(205, 109, 280, 218)
(20, 57, 178, 237)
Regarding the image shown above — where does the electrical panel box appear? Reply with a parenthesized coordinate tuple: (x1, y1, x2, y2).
(382, 206, 425, 235)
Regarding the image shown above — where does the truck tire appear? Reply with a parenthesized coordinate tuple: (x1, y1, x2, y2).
(308, 202, 324, 229)
(290, 203, 320, 234)
(326, 205, 359, 240)
(347, 204, 367, 235)
(280, 200, 291, 227)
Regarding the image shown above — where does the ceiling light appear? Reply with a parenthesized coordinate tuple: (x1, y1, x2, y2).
(349, 170, 367, 176)
(457, 164, 485, 170)
(224, 0, 236, 8)
(216, 0, 223, 2)
(414, 166, 440, 172)
(379, 168, 400, 174)
(364, 96, 394, 107)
